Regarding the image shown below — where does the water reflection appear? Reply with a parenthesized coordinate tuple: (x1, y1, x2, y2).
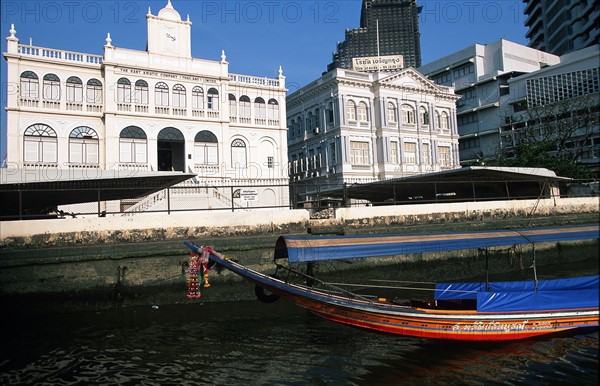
(1, 300, 597, 385)
(358, 333, 599, 385)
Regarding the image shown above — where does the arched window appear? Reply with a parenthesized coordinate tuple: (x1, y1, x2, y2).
(267, 99, 279, 121)
(387, 102, 397, 123)
(295, 117, 302, 135)
(357, 101, 368, 122)
(172, 84, 186, 108)
(420, 106, 430, 125)
(158, 127, 184, 142)
(20, 71, 39, 99)
(434, 111, 441, 129)
(254, 97, 266, 119)
(134, 80, 148, 104)
(228, 94, 237, 116)
(192, 86, 204, 109)
(207, 88, 219, 110)
(287, 119, 294, 138)
(66, 76, 83, 103)
(117, 77, 131, 103)
(346, 100, 356, 121)
(401, 104, 415, 124)
(440, 111, 450, 130)
(119, 126, 147, 163)
(231, 138, 246, 168)
(43, 73, 60, 100)
(23, 124, 57, 163)
(194, 130, 218, 165)
(326, 101, 334, 125)
(155, 82, 169, 106)
(69, 126, 99, 164)
(239, 95, 251, 117)
(86, 79, 103, 104)
(306, 111, 315, 130)
(120, 126, 147, 139)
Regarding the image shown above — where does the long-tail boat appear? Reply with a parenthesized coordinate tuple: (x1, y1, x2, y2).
(184, 224, 599, 341)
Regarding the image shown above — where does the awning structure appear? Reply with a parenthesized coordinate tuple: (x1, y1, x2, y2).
(0, 169, 196, 219)
(274, 224, 600, 263)
(318, 167, 572, 205)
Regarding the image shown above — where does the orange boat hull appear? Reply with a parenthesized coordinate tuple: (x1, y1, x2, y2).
(184, 243, 599, 342)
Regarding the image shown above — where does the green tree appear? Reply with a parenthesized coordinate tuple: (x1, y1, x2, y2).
(492, 140, 594, 178)
(495, 93, 599, 179)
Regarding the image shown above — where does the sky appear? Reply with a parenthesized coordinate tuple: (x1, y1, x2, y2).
(0, 0, 529, 161)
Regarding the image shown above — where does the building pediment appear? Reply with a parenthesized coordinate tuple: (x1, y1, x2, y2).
(377, 68, 441, 93)
(157, 0, 182, 21)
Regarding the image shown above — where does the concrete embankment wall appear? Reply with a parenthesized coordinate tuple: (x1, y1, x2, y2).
(1, 197, 598, 244)
(0, 197, 598, 315)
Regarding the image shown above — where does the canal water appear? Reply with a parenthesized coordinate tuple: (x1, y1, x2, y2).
(1, 296, 598, 385)
(1, 253, 599, 385)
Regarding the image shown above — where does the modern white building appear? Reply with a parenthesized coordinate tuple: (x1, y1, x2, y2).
(501, 44, 600, 171)
(287, 67, 461, 206)
(3, 1, 289, 212)
(418, 39, 560, 164)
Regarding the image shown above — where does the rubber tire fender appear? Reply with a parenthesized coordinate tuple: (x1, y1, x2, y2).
(254, 276, 280, 304)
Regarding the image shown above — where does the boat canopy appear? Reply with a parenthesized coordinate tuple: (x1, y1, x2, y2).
(435, 275, 599, 312)
(274, 224, 599, 263)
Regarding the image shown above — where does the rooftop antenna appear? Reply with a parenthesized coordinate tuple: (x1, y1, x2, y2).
(376, 19, 380, 72)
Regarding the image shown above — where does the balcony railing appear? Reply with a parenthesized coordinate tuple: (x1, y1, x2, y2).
(17, 44, 103, 66)
(43, 101, 60, 109)
(229, 73, 281, 87)
(19, 98, 39, 108)
(66, 102, 83, 111)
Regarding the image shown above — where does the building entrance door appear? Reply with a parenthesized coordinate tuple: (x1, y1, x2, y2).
(157, 127, 185, 172)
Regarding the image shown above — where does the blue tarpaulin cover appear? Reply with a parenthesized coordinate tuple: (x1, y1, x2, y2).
(476, 288, 599, 312)
(275, 224, 599, 263)
(434, 275, 599, 300)
(434, 275, 599, 312)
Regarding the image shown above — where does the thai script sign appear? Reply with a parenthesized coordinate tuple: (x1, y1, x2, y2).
(352, 55, 404, 72)
(240, 189, 259, 202)
(452, 320, 528, 333)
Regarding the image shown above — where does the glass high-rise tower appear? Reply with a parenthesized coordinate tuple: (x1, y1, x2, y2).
(327, 0, 422, 72)
(523, 0, 599, 56)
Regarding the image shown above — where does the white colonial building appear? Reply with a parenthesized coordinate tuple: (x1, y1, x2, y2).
(287, 67, 461, 205)
(3, 1, 289, 212)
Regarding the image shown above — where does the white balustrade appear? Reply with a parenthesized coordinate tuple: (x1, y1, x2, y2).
(18, 44, 102, 66)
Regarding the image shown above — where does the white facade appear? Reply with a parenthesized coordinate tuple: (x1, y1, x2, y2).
(3, 1, 289, 210)
(502, 45, 600, 170)
(287, 67, 460, 204)
(418, 39, 560, 164)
